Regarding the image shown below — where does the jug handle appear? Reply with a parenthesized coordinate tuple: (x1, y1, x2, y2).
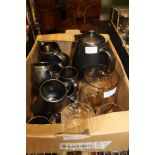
(62, 82, 78, 104)
(58, 62, 64, 70)
(49, 70, 54, 79)
(45, 67, 54, 79)
(100, 48, 115, 73)
(54, 71, 59, 80)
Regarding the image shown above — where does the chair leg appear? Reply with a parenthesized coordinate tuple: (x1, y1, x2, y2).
(73, 15, 76, 25)
(83, 16, 86, 24)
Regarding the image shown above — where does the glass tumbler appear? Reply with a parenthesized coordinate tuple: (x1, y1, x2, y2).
(96, 103, 125, 116)
(118, 11, 129, 33)
(79, 64, 120, 113)
(61, 102, 95, 133)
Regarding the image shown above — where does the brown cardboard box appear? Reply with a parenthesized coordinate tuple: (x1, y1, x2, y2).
(26, 34, 129, 153)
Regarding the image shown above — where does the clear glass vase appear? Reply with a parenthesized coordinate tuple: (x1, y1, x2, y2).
(79, 64, 120, 113)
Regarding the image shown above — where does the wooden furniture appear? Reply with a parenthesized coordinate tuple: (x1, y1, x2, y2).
(66, 0, 101, 22)
(67, 0, 95, 25)
(35, 0, 61, 33)
(109, 7, 129, 78)
(111, 7, 129, 53)
(57, 0, 101, 31)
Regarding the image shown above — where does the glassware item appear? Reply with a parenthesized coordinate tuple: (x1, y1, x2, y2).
(118, 10, 129, 33)
(79, 64, 119, 113)
(96, 103, 125, 116)
(61, 102, 95, 133)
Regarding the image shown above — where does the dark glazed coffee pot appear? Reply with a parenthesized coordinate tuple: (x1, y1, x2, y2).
(72, 30, 115, 78)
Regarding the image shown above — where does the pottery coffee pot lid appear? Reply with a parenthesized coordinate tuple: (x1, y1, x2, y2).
(77, 29, 106, 45)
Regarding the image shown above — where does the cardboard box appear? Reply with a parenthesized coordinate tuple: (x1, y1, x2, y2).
(26, 33, 129, 153)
